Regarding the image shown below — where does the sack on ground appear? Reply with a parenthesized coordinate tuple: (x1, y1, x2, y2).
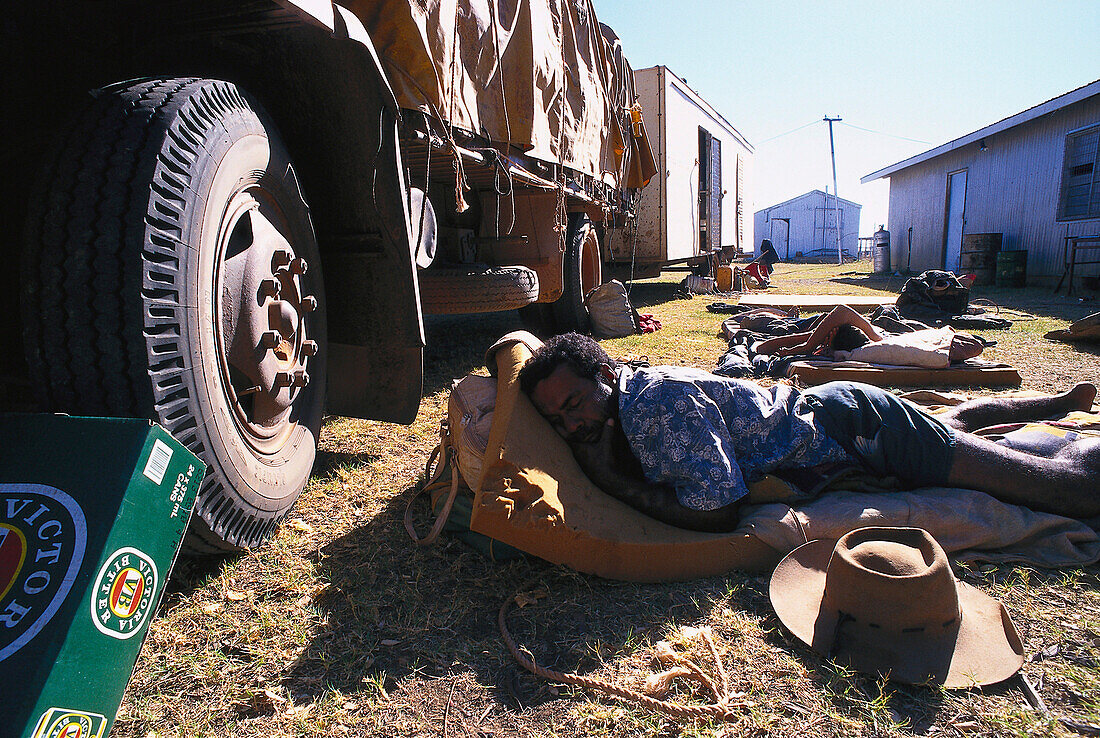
(584, 279, 640, 338)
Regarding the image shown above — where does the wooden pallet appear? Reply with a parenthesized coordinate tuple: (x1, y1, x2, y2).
(735, 294, 896, 313)
(787, 359, 1021, 388)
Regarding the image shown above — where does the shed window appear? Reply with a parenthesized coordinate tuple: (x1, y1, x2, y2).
(1058, 125, 1100, 220)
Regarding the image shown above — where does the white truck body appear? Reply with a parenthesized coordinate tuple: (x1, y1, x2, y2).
(608, 65, 753, 276)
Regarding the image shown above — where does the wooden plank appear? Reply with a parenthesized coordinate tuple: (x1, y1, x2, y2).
(787, 359, 1021, 388)
(735, 294, 896, 312)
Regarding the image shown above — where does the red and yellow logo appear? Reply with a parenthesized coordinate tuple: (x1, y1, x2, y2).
(29, 707, 106, 738)
(108, 567, 146, 618)
(91, 547, 159, 640)
(0, 524, 28, 602)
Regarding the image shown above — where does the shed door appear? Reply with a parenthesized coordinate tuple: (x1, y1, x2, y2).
(698, 127, 722, 252)
(735, 154, 744, 252)
(944, 169, 968, 272)
(770, 219, 790, 259)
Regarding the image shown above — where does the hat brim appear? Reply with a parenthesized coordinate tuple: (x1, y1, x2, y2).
(769, 538, 1024, 687)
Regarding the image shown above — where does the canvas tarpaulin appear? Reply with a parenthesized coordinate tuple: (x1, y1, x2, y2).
(348, 0, 655, 189)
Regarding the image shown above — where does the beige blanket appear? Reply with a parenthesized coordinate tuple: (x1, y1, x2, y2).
(741, 488, 1100, 569)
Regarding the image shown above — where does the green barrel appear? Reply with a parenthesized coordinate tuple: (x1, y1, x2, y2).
(995, 250, 1027, 287)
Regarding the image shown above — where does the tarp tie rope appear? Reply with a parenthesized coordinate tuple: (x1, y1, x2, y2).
(445, 5, 471, 213)
(553, 13, 568, 252)
(498, 590, 753, 722)
(404, 421, 460, 546)
(486, 0, 517, 237)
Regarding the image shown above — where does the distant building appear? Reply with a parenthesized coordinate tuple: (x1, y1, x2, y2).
(753, 190, 862, 260)
(862, 80, 1100, 284)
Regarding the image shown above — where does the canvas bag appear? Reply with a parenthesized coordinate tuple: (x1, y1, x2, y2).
(584, 279, 640, 338)
(405, 373, 524, 557)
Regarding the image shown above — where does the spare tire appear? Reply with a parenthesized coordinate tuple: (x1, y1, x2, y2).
(21, 78, 326, 553)
(418, 265, 539, 314)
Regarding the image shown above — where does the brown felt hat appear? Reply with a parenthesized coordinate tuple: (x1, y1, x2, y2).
(769, 527, 1024, 687)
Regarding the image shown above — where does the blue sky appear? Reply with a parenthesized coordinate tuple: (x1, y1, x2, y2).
(595, 0, 1100, 237)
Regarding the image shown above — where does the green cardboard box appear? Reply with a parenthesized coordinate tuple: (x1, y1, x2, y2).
(0, 415, 205, 738)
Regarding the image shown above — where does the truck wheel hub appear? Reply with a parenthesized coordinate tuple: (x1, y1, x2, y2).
(215, 186, 317, 454)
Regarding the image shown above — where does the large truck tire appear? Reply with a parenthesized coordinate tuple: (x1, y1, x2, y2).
(551, 214, 603, 334)
(21, 78, 326, 553)
(418, 265, 539, 314)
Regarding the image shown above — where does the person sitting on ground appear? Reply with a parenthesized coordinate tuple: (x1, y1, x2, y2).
(518, 332, 1099, 533)
(753, 305, 986, 361)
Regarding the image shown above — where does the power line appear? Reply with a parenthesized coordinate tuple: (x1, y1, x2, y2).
(756, 118, 821, 144)
(838, 121, 931, 145)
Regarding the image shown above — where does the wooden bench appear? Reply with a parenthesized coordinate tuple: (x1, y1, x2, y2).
(1055, 235, 1100, 296)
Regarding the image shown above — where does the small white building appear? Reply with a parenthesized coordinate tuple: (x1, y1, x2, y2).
(753, 190, 862, 260)
(607, 66, 752, 278)
(862, 80, 1100, 284)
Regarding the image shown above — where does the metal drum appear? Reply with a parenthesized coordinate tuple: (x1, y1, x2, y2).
(995, 250, 1028, 287)
(960, 233, 1002, 285)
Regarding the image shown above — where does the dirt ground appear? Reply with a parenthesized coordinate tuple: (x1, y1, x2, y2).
(113, 261, 1100, 737)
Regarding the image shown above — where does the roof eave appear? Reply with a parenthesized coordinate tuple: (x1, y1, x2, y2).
(860, 79, 1100, 183)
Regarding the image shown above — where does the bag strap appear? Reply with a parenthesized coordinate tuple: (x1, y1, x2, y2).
(404, 420, 463, 547)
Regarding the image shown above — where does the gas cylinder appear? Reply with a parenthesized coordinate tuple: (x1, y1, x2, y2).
(873, 225, 891, 273)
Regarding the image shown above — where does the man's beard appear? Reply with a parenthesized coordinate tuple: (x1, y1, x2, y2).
(566, 380, 613, 445)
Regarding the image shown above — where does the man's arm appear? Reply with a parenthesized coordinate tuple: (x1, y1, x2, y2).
(570, 420, 742, 533)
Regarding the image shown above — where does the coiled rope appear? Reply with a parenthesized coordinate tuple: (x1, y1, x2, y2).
(497, 590, 753, 722)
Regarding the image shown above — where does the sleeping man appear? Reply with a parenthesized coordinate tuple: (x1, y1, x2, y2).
(518, 333, 1100, 532)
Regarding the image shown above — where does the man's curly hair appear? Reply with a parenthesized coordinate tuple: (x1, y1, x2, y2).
(518, 333, 616, 396)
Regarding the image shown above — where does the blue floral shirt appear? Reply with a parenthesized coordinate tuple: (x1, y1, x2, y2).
(616, 366, 851, 510)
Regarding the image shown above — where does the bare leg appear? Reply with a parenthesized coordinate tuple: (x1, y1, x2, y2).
(756, 305, 883, 357)
(947, 432, 1100, 517)
(940, 383, 1097, 433)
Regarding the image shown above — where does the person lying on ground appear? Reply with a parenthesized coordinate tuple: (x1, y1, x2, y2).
(753, 305, 986, 361)
(518, 332, 1099, 533)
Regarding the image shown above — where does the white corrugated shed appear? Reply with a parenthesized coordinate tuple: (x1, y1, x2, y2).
(753, 190, 862, 260)
(862, 80, 1100, 284)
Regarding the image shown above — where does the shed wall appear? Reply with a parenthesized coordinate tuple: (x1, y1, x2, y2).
(885, 94, 1100, 282)
(754, 191, 861, 259)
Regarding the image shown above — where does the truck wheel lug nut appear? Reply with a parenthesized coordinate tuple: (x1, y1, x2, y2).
(300, 340, 318, 357)
(290, 257, 308, 275)
(273, 371, 292, 388)
(272, 249, 293, 268)
(259, 277, 280, 298)
(301, 295, 318, 313)
(260, 330, 281, 349)
(292, 370, 309, 387)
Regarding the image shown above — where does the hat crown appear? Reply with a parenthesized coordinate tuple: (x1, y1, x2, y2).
(822, 528, 960, 631)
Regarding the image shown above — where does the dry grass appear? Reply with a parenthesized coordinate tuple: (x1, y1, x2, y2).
(114, 261, 1100, 737)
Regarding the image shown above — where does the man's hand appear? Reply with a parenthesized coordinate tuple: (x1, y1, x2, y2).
(567, 418, 742, 533)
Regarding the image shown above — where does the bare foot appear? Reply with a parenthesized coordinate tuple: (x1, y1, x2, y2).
(1064, 382, 1098, 413)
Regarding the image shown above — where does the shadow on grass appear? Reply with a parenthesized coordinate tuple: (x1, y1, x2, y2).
(624, 280, 686, 309)
(312, 449, 382, 479)
(829, 272, 907, 293)
(286, 485, 790, 717)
